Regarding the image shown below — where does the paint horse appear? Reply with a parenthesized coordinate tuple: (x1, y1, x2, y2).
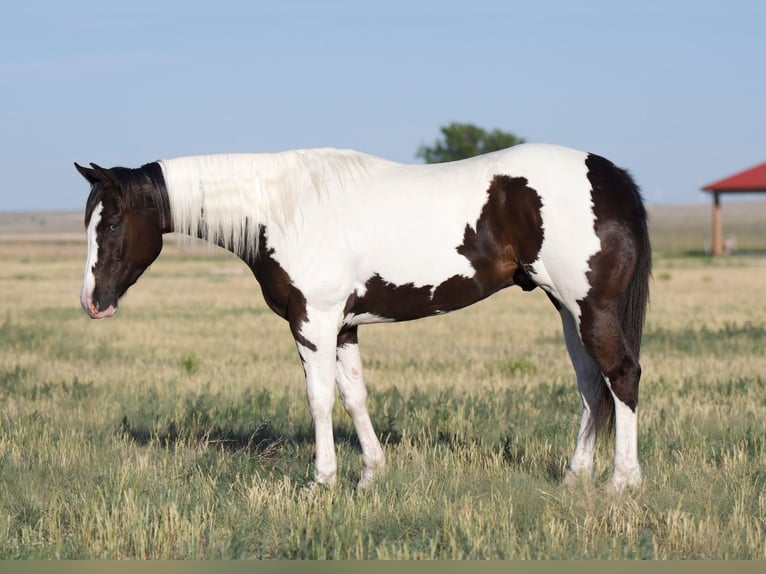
(76, 143, 650, 491)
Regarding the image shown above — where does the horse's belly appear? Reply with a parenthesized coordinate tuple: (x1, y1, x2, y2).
(343, 261, 515, 326)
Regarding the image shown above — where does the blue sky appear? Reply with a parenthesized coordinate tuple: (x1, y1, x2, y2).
(1, 0, 764, 210)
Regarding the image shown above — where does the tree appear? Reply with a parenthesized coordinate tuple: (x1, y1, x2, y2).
(416, 122, 525, 163)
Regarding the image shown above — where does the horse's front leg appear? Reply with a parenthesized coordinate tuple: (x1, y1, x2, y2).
(290, 303, 342, 486)
(335, 327, 386, 488)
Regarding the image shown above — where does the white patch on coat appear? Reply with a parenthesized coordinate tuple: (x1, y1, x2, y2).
(258, 153, 507, 307)
(494, 144, 601, 323)
(80, 202, 103, 313)
(343, 312, 395, 327)
(159, 144, 601, 325)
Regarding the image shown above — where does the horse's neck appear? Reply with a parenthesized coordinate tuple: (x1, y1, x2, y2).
(159, 154, 278, 258)
(160, 149, 379, 259)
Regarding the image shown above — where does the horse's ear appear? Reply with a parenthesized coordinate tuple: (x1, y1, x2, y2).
(74, 162, 99, 185)
(89, 163, 121, 190)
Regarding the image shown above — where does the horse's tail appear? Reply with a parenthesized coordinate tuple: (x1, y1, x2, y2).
(595, 164, 652, 436)
(618, 171, 652, 362)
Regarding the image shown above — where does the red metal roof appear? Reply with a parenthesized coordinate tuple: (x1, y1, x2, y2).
(702, 161, 766, 193)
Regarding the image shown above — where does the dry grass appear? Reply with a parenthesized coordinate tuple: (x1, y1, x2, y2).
(0, 208, 765, 558)
(648, 198, 766, 255)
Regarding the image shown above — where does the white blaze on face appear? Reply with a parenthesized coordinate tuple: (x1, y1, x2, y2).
(80, 202, 103, 314)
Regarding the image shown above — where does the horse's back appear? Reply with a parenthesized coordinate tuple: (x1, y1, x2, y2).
(272, 143, 645, 321)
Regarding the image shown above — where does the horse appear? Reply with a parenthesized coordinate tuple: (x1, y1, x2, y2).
(75, 143, 651, 492)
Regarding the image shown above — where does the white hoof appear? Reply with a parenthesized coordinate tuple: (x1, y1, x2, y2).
(357, 457, 386, 489)
(609, 467, 642, 493)
(563, 466, 592, 488)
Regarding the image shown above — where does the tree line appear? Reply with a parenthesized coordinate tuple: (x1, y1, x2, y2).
(416, 122, 524, 163)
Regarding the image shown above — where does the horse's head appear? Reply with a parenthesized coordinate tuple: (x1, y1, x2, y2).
(75, 162, 167, 319)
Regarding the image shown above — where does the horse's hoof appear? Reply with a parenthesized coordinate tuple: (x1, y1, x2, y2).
(563, 468, 592, 488)
(608, 468, 642, 494)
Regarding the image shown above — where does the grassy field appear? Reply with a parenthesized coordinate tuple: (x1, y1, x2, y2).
(647, 199, 766, 256)
(0, 205, 765, 559)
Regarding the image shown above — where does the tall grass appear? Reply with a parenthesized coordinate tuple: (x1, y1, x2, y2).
(0, 239, 765, 558)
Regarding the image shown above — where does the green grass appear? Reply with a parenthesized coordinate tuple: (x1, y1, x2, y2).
(0, 377, 763, 558)
(643, 322, 766, 356)
(0, 240, 765, 558)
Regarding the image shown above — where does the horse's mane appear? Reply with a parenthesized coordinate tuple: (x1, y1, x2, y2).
(159, 148, 379, 257)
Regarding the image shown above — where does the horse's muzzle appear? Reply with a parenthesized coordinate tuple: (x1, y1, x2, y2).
(81, 294, 118, 319)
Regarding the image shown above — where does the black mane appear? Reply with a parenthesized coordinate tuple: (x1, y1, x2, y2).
(84, 162, 170, 230)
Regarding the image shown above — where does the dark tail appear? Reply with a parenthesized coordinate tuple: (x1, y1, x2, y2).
(618, 171, 652, 362)
(588, 157, 652, 436)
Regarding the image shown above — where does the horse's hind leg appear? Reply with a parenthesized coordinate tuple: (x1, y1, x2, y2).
(558, 306, 609, 485)
(578, 299, 642, 492)
(335, 327, 386, 488)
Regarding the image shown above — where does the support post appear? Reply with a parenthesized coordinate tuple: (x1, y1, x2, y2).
(711, 191, 723, 256)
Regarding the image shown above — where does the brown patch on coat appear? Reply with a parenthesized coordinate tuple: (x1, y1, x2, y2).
(345, 175, 545, 322)
(245, 226, 316, 352)
(337, 326, 359, 349)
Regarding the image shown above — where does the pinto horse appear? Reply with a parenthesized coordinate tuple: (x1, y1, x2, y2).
(76, 143, 650, 491)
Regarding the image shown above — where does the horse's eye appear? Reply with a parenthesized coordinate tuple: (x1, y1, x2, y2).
(109, 222, 121, 232)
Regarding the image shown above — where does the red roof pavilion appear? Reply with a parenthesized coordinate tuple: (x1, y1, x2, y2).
(702, 161, 766, 193)
(701, 161, 766, 255)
